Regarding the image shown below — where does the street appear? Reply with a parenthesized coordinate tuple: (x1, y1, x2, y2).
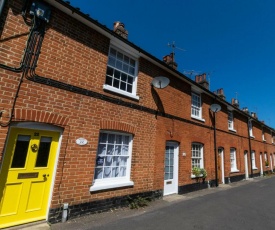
(51, 176, 275, 230)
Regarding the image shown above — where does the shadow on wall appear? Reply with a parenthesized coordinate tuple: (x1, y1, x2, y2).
(151, 86, 165, 117)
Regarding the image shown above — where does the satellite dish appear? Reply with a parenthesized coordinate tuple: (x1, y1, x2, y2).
(151, 76, 170, 89)
(210, 104, 221, 112)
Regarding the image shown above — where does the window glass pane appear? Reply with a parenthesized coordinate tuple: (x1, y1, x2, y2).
(127, 84, 132, 93)
(113, 79, 119, 88)
(130, 59, 135, 67)
(124, 56, 129, 64)
(116, 60, 123, 69)
(110, 48, 116, 57)
(95, 168, 103, 179)
(98, 144, 106, 156)
(117, 52, 123, 61)
(108, 57, 115, 67)
(35, 137, 52, 167)
(99, 133, 108, 143)
(121, 73, 127, 82)
(11, 135, 31, 168)
(121, 82, 126, 91)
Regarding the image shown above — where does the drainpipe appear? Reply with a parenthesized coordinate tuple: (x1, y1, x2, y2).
(247, 118, 253, 178)
(0, 0, 7, 18)
(62, 203, 69, 222)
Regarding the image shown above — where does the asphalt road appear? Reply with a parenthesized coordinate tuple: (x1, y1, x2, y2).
(51, 176, 275, 230)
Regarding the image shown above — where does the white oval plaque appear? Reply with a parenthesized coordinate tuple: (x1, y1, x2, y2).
(76, 137, 88, 146)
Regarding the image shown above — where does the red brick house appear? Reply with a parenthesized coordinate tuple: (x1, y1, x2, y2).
(0, 0, 275, 228)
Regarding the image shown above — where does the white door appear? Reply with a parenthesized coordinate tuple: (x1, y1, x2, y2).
(218, 148, 225, 184)
(164, 142, 179, 196)
(260, 154, 263, 176)
(244, 152, 249, 179)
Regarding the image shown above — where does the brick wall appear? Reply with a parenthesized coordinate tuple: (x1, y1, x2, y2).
(1, 0, 275, 223)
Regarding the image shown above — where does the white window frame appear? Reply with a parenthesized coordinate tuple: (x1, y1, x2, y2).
(103, 46, 139, 100)
(248, 120, 254, 138)
(191, 92, 205, 122)
(228, 111, 236, 132)
(251, 151, 257, 169)
(191, 143, 204, 177)
(262, 129, 266, 142)
(90, 131, 134, 192)
(230, 148, 238, 172)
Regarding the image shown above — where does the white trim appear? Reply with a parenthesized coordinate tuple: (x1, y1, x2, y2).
(228, 128, 237, 132)
(90, 180, 134, 192)
(230, 169, 240, 173)
(191, 115, 205, 122)
(103, 84, 140, 100)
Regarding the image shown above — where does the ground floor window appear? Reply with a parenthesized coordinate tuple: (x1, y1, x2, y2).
(191, 143, 204, 169)
(90, 131, 134, 191)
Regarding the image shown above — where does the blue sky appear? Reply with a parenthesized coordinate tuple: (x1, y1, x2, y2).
(69, 0, 275, 128)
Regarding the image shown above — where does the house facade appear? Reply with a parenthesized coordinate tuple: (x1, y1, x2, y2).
(0, 0, 275, 228)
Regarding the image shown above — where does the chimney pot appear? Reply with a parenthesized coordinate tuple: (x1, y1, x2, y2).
(195, 73, 209, 89)
(113, 21, 128, 39)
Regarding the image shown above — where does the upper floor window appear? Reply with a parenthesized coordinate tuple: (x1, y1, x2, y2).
(191, 143, 204, 170)
(228, 111, 235, 131)
(90, 131, 134, 191)
(191, 92, 204, 121)
(230, 148, 238, 172)
(104, 46, 139, 100)
(248, 120, 254, 138)
(262, 129, 266, 142)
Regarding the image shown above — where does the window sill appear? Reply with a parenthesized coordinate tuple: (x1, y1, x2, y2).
(230, 169, 239, 173)
(253, 167, 258, 170)
(228, 128, 237, 133)
(90, 180, 134, 192)
(191, 115, 205, 123)
(250, 135, 255, 139)
(262, 139, 266, 142)
(103, 84, 140, 100)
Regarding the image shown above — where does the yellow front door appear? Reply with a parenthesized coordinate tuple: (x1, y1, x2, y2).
(0, 127, 59, 228)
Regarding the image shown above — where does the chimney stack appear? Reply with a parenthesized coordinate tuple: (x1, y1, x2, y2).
(231, 98, 239, 108)
(195, 73, 209, 89)
(113, 21, 128, 39)
(251, 112, 258, 119)
(163, 53, 178, 70)
(242, 107, 249, 114)
(213, 88, 226, 100)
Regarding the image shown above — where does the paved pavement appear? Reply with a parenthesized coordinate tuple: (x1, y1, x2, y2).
(6, 175, 275, 230)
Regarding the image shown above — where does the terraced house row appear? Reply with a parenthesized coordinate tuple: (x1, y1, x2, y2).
(0, 0, 275, 228)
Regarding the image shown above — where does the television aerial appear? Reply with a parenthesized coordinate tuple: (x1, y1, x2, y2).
(167, 41, 185, 63)
(151, 76, 170, 89)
